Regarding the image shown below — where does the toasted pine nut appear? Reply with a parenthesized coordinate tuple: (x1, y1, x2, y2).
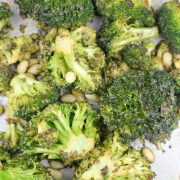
(65, 71, 76, 84)
(48, 168, 63, 180)
(17, 60, 28, 74)
(27, 64, 41, 75)
(163, 52, 173, 68)
(141, 147, 155, 163)
(85, 94, 100, 102)
(61, 94, 76, 103)
(49, 160, 64, 169)
(175, 61, 180, 70)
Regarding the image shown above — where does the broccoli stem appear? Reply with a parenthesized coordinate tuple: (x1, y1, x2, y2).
(111, 26, 159, 53)
(24, 147, 60, 158)
(59, 37, 96, 90)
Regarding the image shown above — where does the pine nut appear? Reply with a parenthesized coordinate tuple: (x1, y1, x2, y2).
(27, 64, 41, 75)
(141, 147, 155, 163)
(61, 94, 76, 103)
(17, 60, 28, 74)
(65, 71, 76, 84)
(85, 94, 100, 102)
(163, 52, 173, 68)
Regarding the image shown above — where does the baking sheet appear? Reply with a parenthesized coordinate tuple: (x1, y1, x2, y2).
(0, 0, 180, 179)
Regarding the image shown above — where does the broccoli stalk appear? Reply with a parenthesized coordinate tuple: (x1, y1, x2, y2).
(56, 36, 96, 90)
(22, 102, 100, 163)
(74, 132, 153, 180)
(98, 20, 159, 58)
(6, 74, 59, 120)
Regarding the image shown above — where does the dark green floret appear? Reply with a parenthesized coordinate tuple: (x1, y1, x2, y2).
(97, 20, 159, 58)
(16, 0, 94, 28)
(158, 1, 180, 53)
(100, 70, 178, 144)
(122, 42, 155, 70)
(20, 102, 100, 164)
(6, 74, 60, 120)
(95, 0, 155, 27)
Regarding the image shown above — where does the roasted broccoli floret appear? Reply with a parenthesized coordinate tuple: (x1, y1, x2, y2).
(6, 74, 59, 120)
(74, 132, 153, 180)
(158, 1, 180, 53)
(100, 70, 178, 145)
(0, 5, 12, 37)
(95, 0, 155, 27)
(97, 20, 159, 58)
(122, 42, 155, 70)
(21, 102, 100, 163)
(45, 27, 105, 93)
(0, 62, 14, 93)
(0, 34, 39, 65)
(0, 151, 52, 179)
(105, 60, 129, 85)
(16, 0, 94, 28)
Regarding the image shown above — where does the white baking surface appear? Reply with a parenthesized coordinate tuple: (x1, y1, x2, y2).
(0, 0, 179, 179)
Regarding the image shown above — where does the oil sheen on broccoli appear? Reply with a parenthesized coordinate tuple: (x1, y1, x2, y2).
(0, 5, 12, 37)
(95, 0, 155, 27)
(6, 74, 59, 120)
(100, 70, 178, 144)
(158, 1, 180, 53)
(74, 132, 153, 180)
(21, 102, 100, 163)
(97, 20, 159, 58)
(16, 0, 94, 28)
(45, 27, 105, 93)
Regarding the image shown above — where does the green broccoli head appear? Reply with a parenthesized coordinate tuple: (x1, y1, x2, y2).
(95, 0, 155, 27)
(0, 35, 39, 65)
(0, 154, 52, 180)
(97, 20, 159, 58)
(158, 1, 180, 53)
(6, 74, 60, 120)
(17, 0, 94, 28)
(74, 132, 153, 180)
(100, 70, 178, 144)
(95, 0, 133, 21)
(45, 27, 105, 93)
(0, 62, 14, 93)
(0, 5, 12, 36)
(21, 102, 100, 163)
(122, 42, 155, 70)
